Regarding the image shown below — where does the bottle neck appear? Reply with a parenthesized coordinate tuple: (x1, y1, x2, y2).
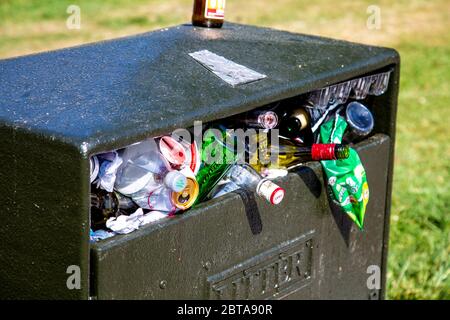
(91, 192, 120, 218)
(256, 111, 278, 129)
(289, 109, 309, 129)
(285, 118, 303, 134)
(283, 109, 309, 138)
(310, 144, 349, 160)
(281, 144, 349, 161)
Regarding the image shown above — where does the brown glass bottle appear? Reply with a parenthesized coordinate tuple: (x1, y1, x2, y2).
(278, 106, 313, 145)
(192, 0, 225, 28)
(90, 191, 139, 230)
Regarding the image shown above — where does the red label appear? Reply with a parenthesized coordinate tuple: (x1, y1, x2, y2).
(311, 144, 336, 160)
(205, 0, 226, 19)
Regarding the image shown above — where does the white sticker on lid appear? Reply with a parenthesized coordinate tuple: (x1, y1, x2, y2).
(189, 50, 267, 87)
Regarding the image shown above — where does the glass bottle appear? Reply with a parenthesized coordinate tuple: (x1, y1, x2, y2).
(228, 109, 279, 130)
(195, 127, 236, 203)
(278, 106, 313, 145)
(192, 0, 226, 28)
(273, 138, 350, 169)
(343, 101, 374, 143)
(227, 164, 285, 205)
(90, 191, 139, 230)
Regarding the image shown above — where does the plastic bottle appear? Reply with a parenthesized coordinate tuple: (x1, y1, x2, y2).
(114, 140, 187, 196)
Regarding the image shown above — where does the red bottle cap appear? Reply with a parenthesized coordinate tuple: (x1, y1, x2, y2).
(159, 136, 187, 167)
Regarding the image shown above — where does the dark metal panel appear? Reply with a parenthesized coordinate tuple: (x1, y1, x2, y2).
(0, 23, 399, 154)
(0, 126, 90, 299)
(374, 61, 401, 299)
(92, 134, 390, 300)
(309, 134, 391, 300)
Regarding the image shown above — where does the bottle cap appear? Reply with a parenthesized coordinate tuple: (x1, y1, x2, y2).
(164, 171, 187, 192)
(171, 177, 200, 210)
(257, 179, 285, 205)
(258, 111, 278, 129)
(159, 136, 187, 167)
(346, 102, 374, 137)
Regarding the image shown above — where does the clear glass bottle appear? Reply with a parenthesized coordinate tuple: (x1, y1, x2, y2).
(272, 138, 350, 169)
(229, 109, 279, 130)
(227, 164, 285, 205)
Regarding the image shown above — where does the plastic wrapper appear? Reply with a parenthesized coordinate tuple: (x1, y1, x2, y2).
(90, 229, 115, 242)
(308, 71, 392, 109)
(90, 156, 100, 183)
(319, 114, 369, 229)
(94, 152, 123, 192)
(369, 71, 391, 96)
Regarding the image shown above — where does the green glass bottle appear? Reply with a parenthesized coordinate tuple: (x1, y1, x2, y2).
(195, 127, 237, 204)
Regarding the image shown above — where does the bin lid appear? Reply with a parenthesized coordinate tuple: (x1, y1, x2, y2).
(0, 23, 398, 154)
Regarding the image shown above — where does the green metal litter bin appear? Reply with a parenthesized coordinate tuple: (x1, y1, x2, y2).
(0, 23, 399, 300)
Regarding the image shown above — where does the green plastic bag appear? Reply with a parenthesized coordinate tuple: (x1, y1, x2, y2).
(320, 115, 369, 229)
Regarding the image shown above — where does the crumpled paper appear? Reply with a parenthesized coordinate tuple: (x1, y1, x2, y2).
(105, 208, 168, 235)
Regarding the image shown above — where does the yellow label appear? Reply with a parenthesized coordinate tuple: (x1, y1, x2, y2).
(205, 0, 226, 20)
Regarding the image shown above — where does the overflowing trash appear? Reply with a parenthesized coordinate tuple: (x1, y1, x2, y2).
(89, 70, 391, 241)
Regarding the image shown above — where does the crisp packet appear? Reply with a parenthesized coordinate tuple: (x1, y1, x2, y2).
(320, 115, 369, 229)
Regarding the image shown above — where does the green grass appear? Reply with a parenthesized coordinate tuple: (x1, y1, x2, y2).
(0, 0, 448, 299)
(388, 40, 450, 299)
